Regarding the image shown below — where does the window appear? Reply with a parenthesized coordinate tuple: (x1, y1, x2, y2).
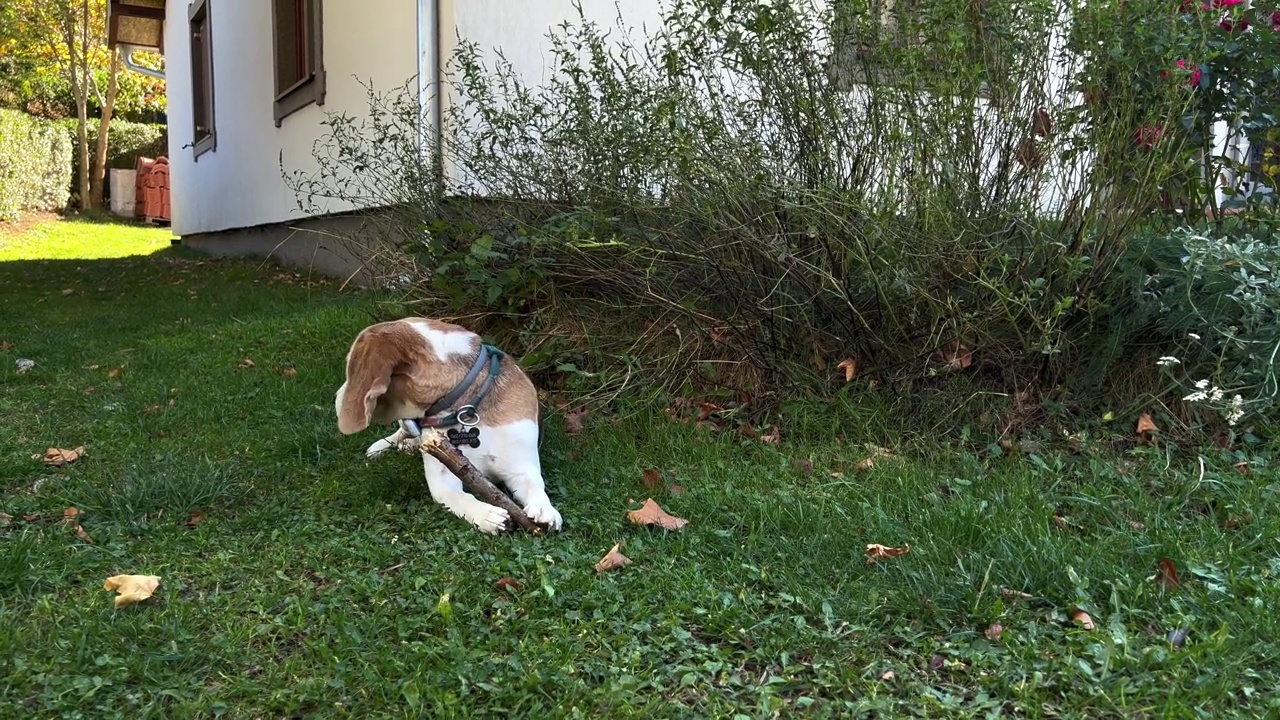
(272, 0, 325, 126)
(188, 0, 215, 159)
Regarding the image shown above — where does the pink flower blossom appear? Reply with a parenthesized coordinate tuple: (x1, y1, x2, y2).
(1176, 58, 1202, 88)
(1135, 126, 1167, 150)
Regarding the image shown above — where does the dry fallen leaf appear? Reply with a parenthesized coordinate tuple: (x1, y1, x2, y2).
(999, 587, 1035, 601)
(36, 446, 86, 466)
(866, 543, 910, 562)
(985, 622, 1004, 641)
(879, 670, 896, 681)
(626, 498, 688, 531)
(1157, 557, 1179, 589)
(642, 468, 663, 491)
(594, 542, 632, 573)
(103, 574, 161, 608)
(939, 340, 974, 370)
(1071, 609, 1096, 630)
(237, 358, 255, 369)
(107, 367, 122, 379)
(75, 525, 94, 544)
(1135, 413, 1158, 437)
(836, 357, 859, 382)
(1233, 460, 1249, 475)
(668, 484, 686, 495)
(0, 512, 11, 526)
(282, 367, 298, 379)
(759, 426, 782, 444)
(62, 507, 80, 524)
(563, 407, 589, 436)
(0, 340, 11, 351)
(185, 510, 208, 528)
(494, 577, 523, 592)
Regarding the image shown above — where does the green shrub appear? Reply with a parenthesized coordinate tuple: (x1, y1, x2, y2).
(0, 109, 72, 221)
(1144, 223, 1280, 429)
(284, 0, 1261, 418)
(60, 118, 167, 201)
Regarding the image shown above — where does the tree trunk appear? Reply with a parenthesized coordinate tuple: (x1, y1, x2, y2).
(88, 48, 120, 209)
(59, 3, 90, 209)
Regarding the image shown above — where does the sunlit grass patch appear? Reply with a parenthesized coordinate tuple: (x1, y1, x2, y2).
(0, 215, 173, 261)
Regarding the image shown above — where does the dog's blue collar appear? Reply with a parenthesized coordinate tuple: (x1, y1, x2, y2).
(403, 343, 504, 434)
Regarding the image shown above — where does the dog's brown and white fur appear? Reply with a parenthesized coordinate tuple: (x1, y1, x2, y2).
(335, 317, 562, 534)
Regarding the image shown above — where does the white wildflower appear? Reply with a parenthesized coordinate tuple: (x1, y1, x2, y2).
(1156, 356, 1180, 367)
(1195, 379, 1210, 389)
(1227, 394, 1244, 427)
(1183, 390, 1208, 402)
(1210, 386, 1224, 404)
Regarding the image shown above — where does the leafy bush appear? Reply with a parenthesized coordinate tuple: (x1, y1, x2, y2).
(0, 109, 72, 221)
(1145, 223, 1280, 428)
(59, 118, 167, 200)
(285, 0, 1269, 416)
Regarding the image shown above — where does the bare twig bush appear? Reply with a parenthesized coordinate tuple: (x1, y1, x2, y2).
(285, 0, 1204, 414)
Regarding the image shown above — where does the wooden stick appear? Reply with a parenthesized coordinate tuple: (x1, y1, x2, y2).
(418, 429, 543, 535)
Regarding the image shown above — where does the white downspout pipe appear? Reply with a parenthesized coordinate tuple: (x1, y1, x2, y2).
(120, 43, 165, 80)
(417, 0, 444, 193)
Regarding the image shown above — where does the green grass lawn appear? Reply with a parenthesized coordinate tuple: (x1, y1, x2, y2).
(2, 216, 1279, 718)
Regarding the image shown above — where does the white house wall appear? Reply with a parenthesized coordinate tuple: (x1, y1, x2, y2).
(164, 0, 418, 236)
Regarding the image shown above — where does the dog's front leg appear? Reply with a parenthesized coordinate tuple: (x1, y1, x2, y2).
(420, 452, 511, 534)
(365, 426, 418, 459)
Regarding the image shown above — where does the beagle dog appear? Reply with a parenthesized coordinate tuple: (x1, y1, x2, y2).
(334, 317, 563, 534)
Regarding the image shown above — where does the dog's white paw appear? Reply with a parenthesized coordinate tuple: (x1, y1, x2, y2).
(467, 503, 512, 535)
(365, 438, 396, 458)
(523, 497, 563, 531)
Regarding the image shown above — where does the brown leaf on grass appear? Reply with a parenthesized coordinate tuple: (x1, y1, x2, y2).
(494, 577, 523, 593)
(1135, 413, 1158, 436)
(668, 484, 686, 495)
(237, 358, 255, 369)
(626, 498, 688, 531)
(0, 340, 12, 351)
(563, 407, 589, 436)
(83, 386, 96, 394)
(103, 574, 161, 608)
(1233, 460, 1249, 475)
(938, 340, 974, 370)
(879, 670, 896, 681)
(1128, 520, 1146, 531)
(697, 402, 722, 422)
(855, 445, 897, 472)
(1157, 557, 1179, 589)
(999, 587, 1035, 601)
(107, 367, 122, 379)
(594, 542, 632, 573)
(1071, 609, 1096, 630)
(985, 622, 1004, 641)
(866, 543, 910, 562)
(282, 367, 298, 379)
(62, 507, 80, 524)
(35, 446, 86, 466)
(185, 510, 208, 528)
(836, 357, 860, 382)
(75, 525, 94, 544)
(642, 468, 663, 491)
(0, 512, 11, 526)
(22, 513, 41, 522)
(759, 425, 782, 444)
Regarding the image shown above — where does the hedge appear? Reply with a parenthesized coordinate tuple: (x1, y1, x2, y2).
(0, 109, 73, 221)
(60, 118, 168, 204)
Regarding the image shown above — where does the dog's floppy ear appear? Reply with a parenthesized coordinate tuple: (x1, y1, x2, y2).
(336, 328, 399, 435)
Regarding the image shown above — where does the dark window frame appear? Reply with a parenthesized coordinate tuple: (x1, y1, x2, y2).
(271, 0, 326, 126)
(189, 0, 216, 159)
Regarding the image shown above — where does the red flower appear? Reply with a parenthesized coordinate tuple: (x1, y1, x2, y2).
(1135, 126, 1167, 150)
(1220, 16, 1250, 32)
(1273, 10, 1280, 30)
(1176, 58, 1202, 87)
